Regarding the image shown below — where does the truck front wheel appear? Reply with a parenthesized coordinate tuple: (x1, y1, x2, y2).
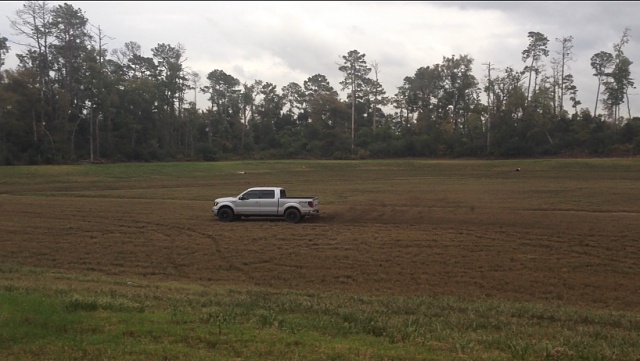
(284, 208, 302, 223)
(217, 207, 235, 222)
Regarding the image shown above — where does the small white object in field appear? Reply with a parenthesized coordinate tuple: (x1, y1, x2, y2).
(238, 171, 246, 174)
(515, 168, 521, 172)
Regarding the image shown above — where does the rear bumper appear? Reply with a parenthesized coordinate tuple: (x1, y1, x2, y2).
(305, 209, 320, 216)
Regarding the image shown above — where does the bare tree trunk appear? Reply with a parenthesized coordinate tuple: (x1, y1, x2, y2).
(241, 108, 247, 149)
(107, 116, 112, 157)
(545, 130, 554, 145)
(594, 79, 601, 116)
(550, 58, 560, 115)
(89, 107, 93, 162)
(43, 125, 55, 162)
(526, 57, 535, 102)
(484, 62, 492, 155)
(533, 70, 539, 100)
(371, 61, 381, 131)
(351, 62, 356, 155)
(71, 114, 82, 161)
(131, 130, 135, 157)
(559, 54, 565, 115)
(96, 115, 100, 158)
(32, 110, 38, 142)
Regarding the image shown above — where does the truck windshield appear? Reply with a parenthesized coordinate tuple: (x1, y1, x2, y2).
(280, 189, 286, 198)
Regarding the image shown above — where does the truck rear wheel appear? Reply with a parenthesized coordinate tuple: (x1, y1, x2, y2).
(284, 208, 302, 223)
(217, 207, 235, 222)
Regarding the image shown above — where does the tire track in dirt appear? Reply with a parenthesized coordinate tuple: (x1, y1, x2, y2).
(3, 207, 255, 285)
(4, 196, 640, 311)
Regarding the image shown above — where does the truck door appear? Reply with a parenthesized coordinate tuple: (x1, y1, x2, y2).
(237, 189, 261, 215)
(258, 189, 278, 215)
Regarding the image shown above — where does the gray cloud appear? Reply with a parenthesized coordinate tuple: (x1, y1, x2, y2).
(1, 1, 639, 114)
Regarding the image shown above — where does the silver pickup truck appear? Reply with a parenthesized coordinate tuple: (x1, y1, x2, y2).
(212, 187, 319, 223)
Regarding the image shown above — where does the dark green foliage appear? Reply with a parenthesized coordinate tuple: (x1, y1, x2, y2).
(0, 3, 637, 165)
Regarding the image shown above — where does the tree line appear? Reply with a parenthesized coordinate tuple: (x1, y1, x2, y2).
(0, 1, 639, 165)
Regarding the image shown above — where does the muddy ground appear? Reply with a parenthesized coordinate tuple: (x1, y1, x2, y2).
(1, 194, 638, 312)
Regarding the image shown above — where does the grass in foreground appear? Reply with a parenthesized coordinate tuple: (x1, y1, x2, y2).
(1, 265, 639, 361)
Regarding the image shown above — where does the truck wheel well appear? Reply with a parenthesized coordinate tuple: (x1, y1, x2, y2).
(284, 205, 301, 213)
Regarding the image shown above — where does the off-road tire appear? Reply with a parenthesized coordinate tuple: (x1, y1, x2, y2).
(284, 208, 302, 223)
(217, 207, 235, 222)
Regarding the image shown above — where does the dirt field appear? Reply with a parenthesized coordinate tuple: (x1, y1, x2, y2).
(1, 196, 639, 314)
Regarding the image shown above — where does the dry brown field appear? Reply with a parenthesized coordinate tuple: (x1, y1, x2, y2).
(1, 159, 639, 313)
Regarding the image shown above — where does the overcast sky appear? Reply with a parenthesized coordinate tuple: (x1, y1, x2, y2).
(2, 1, 639, 116)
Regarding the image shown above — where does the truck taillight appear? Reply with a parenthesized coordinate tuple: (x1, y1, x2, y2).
(307, 201, 314, 208)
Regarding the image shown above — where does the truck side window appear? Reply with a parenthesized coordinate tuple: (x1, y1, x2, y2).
(243, 190, 260, 200)
(261, 190, 275, 199)
(280, 189, 286, 198)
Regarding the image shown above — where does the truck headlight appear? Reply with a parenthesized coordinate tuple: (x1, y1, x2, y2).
(214, 202, 218, 206)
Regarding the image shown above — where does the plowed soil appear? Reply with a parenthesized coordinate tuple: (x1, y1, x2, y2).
(2, 184, 639, 313)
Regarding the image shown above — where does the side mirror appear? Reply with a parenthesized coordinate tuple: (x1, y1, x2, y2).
(239, 195, 246, 200)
